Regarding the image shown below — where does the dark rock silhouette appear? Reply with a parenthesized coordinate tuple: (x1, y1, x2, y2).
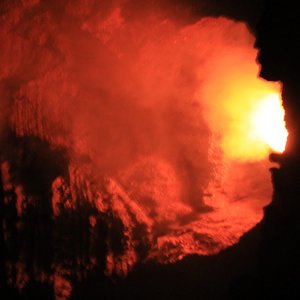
(254, 1, 300, 298)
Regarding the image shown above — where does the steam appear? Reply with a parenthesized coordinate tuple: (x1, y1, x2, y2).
(0, 0, 275, 266)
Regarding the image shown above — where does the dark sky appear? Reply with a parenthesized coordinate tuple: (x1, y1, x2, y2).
(122, 0, 263, 31)
(174, 0, 263, 31)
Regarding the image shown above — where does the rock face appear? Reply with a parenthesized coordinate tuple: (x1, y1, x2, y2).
(0, 135, 154, 298)
(254, 1, 300, 298)
(0, 134, 259, 299)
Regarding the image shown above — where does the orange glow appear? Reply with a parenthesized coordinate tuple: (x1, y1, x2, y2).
(201, 52, 288, 161)
(251, 94, 288, 153)
(1, 0, 289, 274)
(220, 86, 288, 160)
(221, 86, 289, 160)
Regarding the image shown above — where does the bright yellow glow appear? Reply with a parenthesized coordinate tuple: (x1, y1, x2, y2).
(251, 94, 288, 153)
(217, 83, 289, 161)
(200, 47, 289, 161)
(204, 79, 288, 161)
(219, 88, 289, 160)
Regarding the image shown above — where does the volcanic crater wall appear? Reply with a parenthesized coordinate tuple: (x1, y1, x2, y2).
(0, 0, 283, 299)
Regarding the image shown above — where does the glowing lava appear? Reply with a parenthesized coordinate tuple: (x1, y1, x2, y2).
(251, 93, 288, 153)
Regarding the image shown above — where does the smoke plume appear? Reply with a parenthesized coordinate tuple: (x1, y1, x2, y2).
(0, 0, 279, 279)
